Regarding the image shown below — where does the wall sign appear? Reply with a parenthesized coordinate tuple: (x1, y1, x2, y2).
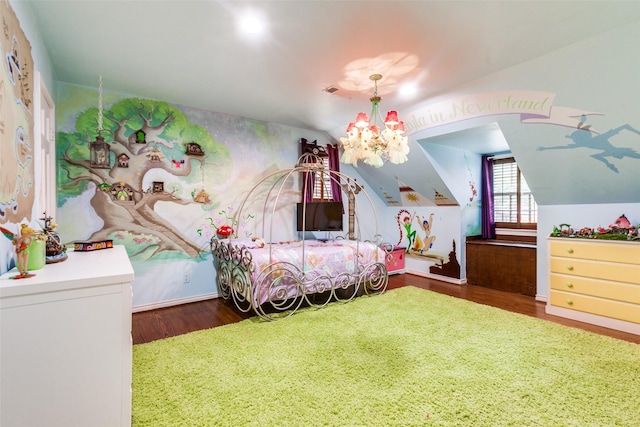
(405, 90, 602, 135)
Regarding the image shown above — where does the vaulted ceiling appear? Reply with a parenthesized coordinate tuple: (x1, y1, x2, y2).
(26, 0, 640, 138)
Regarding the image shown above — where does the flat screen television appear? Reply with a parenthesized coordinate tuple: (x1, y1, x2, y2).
(296, 202, 343, 232)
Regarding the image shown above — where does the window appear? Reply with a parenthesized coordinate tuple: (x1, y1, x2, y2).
(493, 157, 537, 227)
(312, 157, 334, 201)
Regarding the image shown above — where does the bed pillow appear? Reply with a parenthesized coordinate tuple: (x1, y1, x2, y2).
(226, 237, 265, 249)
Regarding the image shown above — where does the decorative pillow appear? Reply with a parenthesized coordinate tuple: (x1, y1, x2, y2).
(227, 237, 265, 249)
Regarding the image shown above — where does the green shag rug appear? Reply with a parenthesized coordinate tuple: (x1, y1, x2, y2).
(133, 286, 640, 427)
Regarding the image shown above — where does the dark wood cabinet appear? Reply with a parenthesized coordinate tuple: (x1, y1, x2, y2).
(465, 240, 536, 296)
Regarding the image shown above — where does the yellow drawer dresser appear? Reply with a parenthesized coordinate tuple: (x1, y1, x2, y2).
(546, 237, 640, 335)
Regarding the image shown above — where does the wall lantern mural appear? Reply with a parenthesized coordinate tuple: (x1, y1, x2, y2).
(90, 135, 111, 169)
(90, 76, 111, 169)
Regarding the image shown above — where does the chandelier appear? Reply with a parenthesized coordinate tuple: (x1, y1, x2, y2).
(339, 74, 409, 167)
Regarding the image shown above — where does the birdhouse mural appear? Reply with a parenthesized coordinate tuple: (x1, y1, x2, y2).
(185, 142, 204, 156)
(152, 181, 164, 194)
(109, 182, 135, 203)
(117, 153, 130, 167)
(146, 147, 164, 162)
(193, 189, 211, 204)
(134, 129, 147, 144)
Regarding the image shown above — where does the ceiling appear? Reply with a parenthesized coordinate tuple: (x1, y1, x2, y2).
(26, 1, 640, 138)
(418, 122, 509, 155)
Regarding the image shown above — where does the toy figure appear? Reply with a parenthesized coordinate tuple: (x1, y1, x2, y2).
(40, 212, 67, 263)
(1, 224, 38, 279)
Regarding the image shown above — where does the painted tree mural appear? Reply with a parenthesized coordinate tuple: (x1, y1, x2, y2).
(57, 98, 232, 258)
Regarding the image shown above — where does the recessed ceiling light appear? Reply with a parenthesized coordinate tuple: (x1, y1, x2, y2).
(241, 16, 263, 34)
(238, 10, 266, 35)
(398, 82, 418, 99)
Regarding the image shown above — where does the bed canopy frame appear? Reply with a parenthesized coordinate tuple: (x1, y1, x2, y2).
(211, 152, 389, 320)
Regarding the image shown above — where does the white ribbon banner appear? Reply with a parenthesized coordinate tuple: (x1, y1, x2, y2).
(404, 90, 602, 135)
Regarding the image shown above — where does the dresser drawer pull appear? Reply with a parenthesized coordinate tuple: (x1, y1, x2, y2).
(566, 282, 574, 288)
(566, 248, 574, 254)
(566, 299, 573, 305)
(566, 265, 574, 271)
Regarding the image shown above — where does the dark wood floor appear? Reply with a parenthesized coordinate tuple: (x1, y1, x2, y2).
(132, 273, 640, 345)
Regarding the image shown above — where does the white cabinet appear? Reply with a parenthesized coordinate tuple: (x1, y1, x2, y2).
(1, 245, 134, 427)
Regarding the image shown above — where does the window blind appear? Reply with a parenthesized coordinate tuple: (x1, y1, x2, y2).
(312, 157, 333, 201)
(493, 158, 537, 224)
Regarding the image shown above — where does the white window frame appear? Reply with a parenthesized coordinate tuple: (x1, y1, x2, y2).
(493, 157, 537, 228)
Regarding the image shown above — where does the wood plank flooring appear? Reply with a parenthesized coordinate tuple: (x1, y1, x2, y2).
(132, 273, 640, 345)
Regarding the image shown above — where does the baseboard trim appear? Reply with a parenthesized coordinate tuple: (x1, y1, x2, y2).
(545, 304, 639, 335)
(132, 292, 219, 313)
(535, 294, 548, 303)
(405, 269, 466, 285)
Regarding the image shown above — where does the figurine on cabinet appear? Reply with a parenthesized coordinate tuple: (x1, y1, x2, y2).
(40, 212, 67, 263)
(14, 225, 37, 277)
(0, 224, 43, 279)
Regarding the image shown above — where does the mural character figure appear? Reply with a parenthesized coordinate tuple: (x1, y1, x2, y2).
(418, 213, 436, 254)
(469, 180, 477, 202)
(0, 46, 33, 221)
(404, 213, 418, 252)
(396, 210, 417, 252)
(96, 149, 106, 165)
(5, 36, 21, 85)
(537, 121, 640, 173)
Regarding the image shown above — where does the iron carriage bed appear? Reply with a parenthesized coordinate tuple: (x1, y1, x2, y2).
(210, 153, 389, 320)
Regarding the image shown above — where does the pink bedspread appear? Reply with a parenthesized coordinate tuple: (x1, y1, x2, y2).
(249, 239, 385, 277)
(229, 239, 386, 305)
